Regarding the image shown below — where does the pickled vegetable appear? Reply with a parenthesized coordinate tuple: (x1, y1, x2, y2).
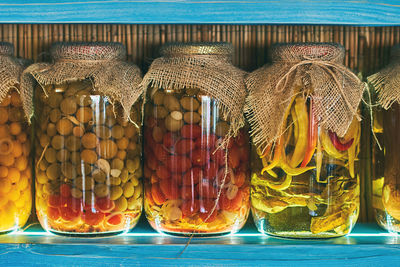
(372, 103, 400, 232)
(251, 95, 360, 238)
(35, 80, 142, 235)
(0, 90, 32, 233)
(144, 88, 250, 235)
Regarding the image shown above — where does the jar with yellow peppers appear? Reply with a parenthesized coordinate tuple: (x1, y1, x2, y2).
(0, 42, 32, 233)
(24, 42, 143, 236)
(142, 43, 250, 236)
(368, 45, 400, 233)
(246, 43, 364, 238)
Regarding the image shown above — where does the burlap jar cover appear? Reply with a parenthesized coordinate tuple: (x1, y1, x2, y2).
(368, 45, 400, 109)
(245, 43, 365, 152)
(21, 42, 143, 121)
(0, 42, 30, 117)
(140, 42, 247, 142)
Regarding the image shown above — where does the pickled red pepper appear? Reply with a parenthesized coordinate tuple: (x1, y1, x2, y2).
(328, 131, 354, 151)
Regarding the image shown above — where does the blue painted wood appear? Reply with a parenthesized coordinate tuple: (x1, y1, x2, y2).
(0, 223, 398, 265)
(0, 0, 398, 25)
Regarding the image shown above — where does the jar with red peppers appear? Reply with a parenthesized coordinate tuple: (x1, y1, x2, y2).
(142, 43, 250, 235)
(246, 43, 364, 238)
(24, 42, 143, 236)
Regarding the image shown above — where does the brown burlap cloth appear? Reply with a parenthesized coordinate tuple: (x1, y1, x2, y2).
(0, 42, 29, 114)
(245, 43, 365, 152)
(367, 45, 400, 110)
(21, 42, 142, 121)
(140, 42, 248, 139)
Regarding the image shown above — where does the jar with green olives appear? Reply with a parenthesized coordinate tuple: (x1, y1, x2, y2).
(142, 43, 250, 236)
(30, 43, 143, 236)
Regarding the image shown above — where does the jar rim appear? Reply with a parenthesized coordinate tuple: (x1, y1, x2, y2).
(161, 42, 233, 57)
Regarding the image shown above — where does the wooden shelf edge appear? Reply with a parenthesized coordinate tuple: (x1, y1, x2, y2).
(0, 0, 399, 25)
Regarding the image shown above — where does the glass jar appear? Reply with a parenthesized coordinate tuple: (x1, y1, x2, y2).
(248, 43, 362, 238)
(32, 43, 143, 236)
(370, 45, 400, 233)
(143, 43, 250, 236)
(0, 89, 32, 233)
(0, 43, 32, 234)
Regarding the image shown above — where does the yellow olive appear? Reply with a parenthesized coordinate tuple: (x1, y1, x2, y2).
(110, 186, 123, 200)
(114, 196, 128, 211)
(130, 176, 139, 187)
(36, 171, 48, 184)
(133, 184, 142, 199)
(126, 157, 140, 173)
(120, 168, 129, 183)
(127, 197, 141, 210)
(122, 182, 135, 198)
(111, 158, 124, 170)
(38, 160, 48, 171)
(109, 177, 121, 186)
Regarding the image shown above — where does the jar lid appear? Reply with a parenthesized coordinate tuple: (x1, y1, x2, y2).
(271, 42, 345, 64)
(0, 42, 14, 56)
(51, 42, 126, 61)
(161, 42, 233, 57)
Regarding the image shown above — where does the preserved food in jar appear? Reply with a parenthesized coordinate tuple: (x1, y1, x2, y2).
(25, 42, 144, 236)
(0, 43, 32, 233)
(34, 80, 142, 235)
(142, 43, 250, 235)
(246, 43, 364, 238)
(369, 45, 400, 233)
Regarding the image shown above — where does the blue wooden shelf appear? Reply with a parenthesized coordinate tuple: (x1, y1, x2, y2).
(0, 219, 399, 265)
(0, 0, 399, 25)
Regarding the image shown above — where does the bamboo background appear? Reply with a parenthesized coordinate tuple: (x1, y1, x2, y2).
(2, 24, 399, 223)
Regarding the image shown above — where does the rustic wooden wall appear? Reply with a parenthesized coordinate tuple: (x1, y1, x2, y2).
(2, 24, 398, 222)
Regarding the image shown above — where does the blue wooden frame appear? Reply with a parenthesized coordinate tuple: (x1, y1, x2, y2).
(0, 222, 399, 265)
(0, 0, 398, 25)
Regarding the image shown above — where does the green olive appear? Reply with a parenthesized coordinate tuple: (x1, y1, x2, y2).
(184, 111, 201, 124)
(180, 96, 200, 111)
(94, 125, 111, 139)
(215, 121, 229, 137)
(51, 135, 64, 150)
(48, 93, 63, 108)
(47, 123, 57, 137)
(71, 187, 83, 198)
(39, 134, 50, 148)
(94, 183, 110, 198)
(65, 135, 81, 151)
(163, 95, 181, 111)
(36, 171, 48, 184)
(165, 114, 183, 132)
(38, 160, 48, 171)
(111, 158, 124, 170)
(153, 105, 168, 119)
(46, 163, 61, 180)
(49, 109, 61, 123)
(111, 125, 124, 139)
(126, 157, 140, 173)
(44, 147, 57, 163)
(70, 151, 81, 164)
(92, 169, 107, 183)
(56, 149, 70, 162)
(61, 162, 77, 179)
(152, 126, 164, 143)
(77, 163, 93, 176)
(152, 90, 165, 105)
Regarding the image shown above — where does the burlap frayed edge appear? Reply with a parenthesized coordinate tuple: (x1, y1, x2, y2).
(245, 61, 365, 153)
(140, 56, 248, 140)
(367, 62, 400, 110)
(21, 61, 143, 123)
(0, 55, 25, 108)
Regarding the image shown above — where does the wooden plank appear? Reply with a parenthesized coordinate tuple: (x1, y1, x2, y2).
(0, 0, 397, 25)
